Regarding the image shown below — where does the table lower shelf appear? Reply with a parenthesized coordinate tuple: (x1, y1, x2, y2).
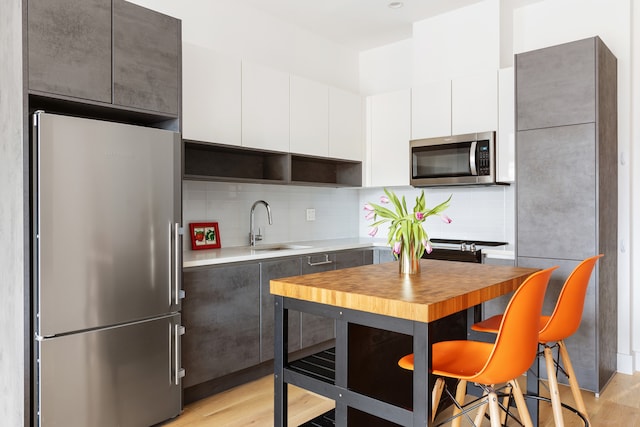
(289, 348, 336, 385)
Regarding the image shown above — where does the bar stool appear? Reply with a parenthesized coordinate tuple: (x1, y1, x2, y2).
(398, 266, 557, 427)
(472, 254, 602, 426)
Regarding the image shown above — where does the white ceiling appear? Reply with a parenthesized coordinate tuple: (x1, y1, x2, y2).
(234, 0, 489, 51)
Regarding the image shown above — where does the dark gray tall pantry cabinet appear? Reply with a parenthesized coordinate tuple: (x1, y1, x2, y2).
(515, 36, 617, 393)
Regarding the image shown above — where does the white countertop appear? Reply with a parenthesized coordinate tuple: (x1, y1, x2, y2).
(183, 237, 515, 268)
(183, 237, 390, 268)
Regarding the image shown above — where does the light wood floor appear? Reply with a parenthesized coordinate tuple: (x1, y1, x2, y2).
(163, 371, 640, 426)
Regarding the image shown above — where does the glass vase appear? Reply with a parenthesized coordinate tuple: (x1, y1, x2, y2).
(399, 245, 421, 275)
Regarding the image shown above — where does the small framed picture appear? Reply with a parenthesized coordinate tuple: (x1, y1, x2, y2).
(189, 222, 221, 250)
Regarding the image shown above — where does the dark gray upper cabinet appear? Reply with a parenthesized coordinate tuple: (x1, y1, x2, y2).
(28, 0, 112, 103)
(516, 37, 596, 131)
(113, 0, 180, 115)
(28, 0, 180, 117)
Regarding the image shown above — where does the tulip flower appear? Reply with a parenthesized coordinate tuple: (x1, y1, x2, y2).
(392, 241, 402, 255)
(441, 215, 452, 224)
(368, 227, 378, 237)
(380, 196, 389, 204)
(365, 211, 375, 220)
(363, 203, 374, 212)
(425, 241, 433, 254)
(415, 212, 425, 221)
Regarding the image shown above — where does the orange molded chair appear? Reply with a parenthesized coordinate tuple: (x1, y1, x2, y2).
(472, 254, 602, 427)
(399, 266, 557, 427)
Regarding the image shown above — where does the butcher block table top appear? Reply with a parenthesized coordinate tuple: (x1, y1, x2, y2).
(270, 259, 538, 323)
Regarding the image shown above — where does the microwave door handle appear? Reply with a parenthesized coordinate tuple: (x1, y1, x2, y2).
(469, 141, 478, 175)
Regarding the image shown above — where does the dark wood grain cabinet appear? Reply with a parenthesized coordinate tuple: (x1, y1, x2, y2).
(515, 36, 617, 393)
(27, 0, 180, 116)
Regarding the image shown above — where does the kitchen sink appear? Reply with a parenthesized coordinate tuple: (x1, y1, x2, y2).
(250, 244, 312, 251)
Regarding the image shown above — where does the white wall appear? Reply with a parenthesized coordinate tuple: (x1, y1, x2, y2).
(359, 39, 413, 95)
(127, 0, 360, 92)
(513, 0, 634, 374)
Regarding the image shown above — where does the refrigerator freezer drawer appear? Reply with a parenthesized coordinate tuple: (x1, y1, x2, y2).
(37, 314, 183, 427)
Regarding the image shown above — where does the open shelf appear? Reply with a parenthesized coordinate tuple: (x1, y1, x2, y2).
(183, 140, 362, 187)
(183, 141, 288, 183)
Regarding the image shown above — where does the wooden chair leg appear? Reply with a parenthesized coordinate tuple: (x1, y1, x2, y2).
(451, 380, 467, 427)
(473, 391, 489, 426)
(544, 346, 565, 427)
(558, 340, 592, 426)
(432, 377, 445, 422)
(488, 390, 503, 427)
(509, 378, 533, 427)
(500, 383, 512, 425)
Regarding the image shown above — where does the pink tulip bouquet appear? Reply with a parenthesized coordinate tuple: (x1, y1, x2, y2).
(365, 189, 452, 261)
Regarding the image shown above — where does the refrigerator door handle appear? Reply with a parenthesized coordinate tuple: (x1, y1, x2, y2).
(172, 324, 186, 385)
(173, 223, 185, 305)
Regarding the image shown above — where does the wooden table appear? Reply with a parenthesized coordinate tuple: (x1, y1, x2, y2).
(270, 259, 538, 426)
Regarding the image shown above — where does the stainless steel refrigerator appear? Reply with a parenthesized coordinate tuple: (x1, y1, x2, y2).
(32, 111, 185, 427)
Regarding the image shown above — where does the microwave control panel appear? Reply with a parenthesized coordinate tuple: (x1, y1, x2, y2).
(476, 140, 491, 175)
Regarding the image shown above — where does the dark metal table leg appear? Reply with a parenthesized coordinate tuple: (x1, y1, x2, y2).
(274, 296, 288, 427)
(413, 321, 431, 426)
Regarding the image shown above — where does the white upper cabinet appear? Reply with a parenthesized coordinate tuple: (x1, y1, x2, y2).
(290, 75, 329, 157)
(411, 80, 451, 140)
(182, 43, 241, 146)
(241, 61, 290, 152)
(497, 67, 515, 182)
(367, 90, 411, 187)
(451, 70, 498, 135)
(329, 87, 363, 161)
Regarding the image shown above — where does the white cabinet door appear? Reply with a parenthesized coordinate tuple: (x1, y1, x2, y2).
(451, 70, 498, 135)
(329, 87, 362, 161)
(497, 67, 515, 182)
(367, 90, 411, 187)
(290, 75, 329, 157)
(411, 80, 451, 140)
(182, 43, 241, 146)
(241, 61, 290, 152)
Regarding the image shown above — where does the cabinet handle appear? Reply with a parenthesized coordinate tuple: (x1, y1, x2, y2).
(173, 223, 182, 305)
(307, 255, 333, 267)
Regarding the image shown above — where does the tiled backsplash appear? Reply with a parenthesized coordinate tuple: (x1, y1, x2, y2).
(358, 186, 515, 249)
(183, 181, 514, 250)
(183, 181, 361, 249)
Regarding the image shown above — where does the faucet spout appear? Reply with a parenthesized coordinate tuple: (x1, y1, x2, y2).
(249, 200, 273, 246)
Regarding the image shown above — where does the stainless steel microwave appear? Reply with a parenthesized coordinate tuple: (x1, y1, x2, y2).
(410, 131, 496, 187)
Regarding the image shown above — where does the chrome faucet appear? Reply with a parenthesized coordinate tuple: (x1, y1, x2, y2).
(249, 200, 273, 246)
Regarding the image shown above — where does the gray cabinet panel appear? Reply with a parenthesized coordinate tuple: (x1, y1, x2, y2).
(28, 0, 112, 102)
(113, 0, 180, 115)
(301, 254, 337, 348)
(516, 38, 595, 131)
(260, 258, 302, 361)
(518, 257, 598, 391)
(182, 263, 260, 387)
(516, 124, 596, 260)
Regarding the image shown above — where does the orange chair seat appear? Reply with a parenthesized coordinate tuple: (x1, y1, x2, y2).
(398, 341, 493, 378)
(473, 315, 551, 337)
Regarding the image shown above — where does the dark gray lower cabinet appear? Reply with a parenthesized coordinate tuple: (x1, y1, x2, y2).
(260, 257, 302, 361)
(182, 263, 260, 388)
(182, 249, 374, 398)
